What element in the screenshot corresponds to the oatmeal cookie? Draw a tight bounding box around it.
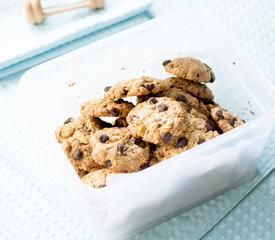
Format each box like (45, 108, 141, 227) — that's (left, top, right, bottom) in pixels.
(104, 76, 171, 99)
(90, 127, 150, 172)
(80, 99, 134, 118)
(55, 116, 105, 176)
(163, 57, 215, 83)
(127, 97, 188, 144)
(204, 100, 220, 112)
(81, 168, 120, 188)
(154, 115, 219, 161)
(211, 107, 245, 132)
(157, 87, 210, 115)
(168, 77, 214, 101)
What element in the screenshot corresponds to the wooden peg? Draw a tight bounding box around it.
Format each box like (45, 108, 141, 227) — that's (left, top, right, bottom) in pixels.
(22, 0, 104, 24)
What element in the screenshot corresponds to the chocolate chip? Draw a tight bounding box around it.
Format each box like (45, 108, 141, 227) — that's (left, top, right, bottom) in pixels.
(210, 72, 215, 83)
(158, 104, 168, 112)
(203, 63, 210, 68)
(197, 139, 205, 145)
(129, 115, 137, 123)
(230, 117, 237, 126)
(216, 110, 224, 119)
(149, 143, 157, 152)
(118, 143, 127, 154)
(205, 123, 212, 132)
(107, 160, 112, 167)
(109, 107, 120, 117)
(139, 141, 147, 148)
(197, 73, 200, 77)
(144, 83, 155, 91)
(130, 136, 142, 145)
(99, 185, 106, 188)
(148, 97, 158, 104)
(161, 132, 171, 143)
(72, 150, 83, 160)
(162, 60, 171, 66)
(140, 163, 149, 170)
(176, 94, 187, 103)
(177, 137, 188, 148)
(122, 89, 128, 96)
(64, 117, 73, 124)
(104, 86, 111, 92)
(99, 134, 109, 143)
(171, 64, 175, 68)
(242, 119, 246, 123)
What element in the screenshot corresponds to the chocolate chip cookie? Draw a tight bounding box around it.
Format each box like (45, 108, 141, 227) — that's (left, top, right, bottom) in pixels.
(104, 76, 171, 99)
(55, 116, 105, 177)
(211, 107, 245, 132)
(154, 115, 219, 161)
(137, 87, 210, 116)
(80, 99, 134, 118)
(156, 87, 210, 115)
(127, 97, 188, 144)
(90, 127, 150, 172)
(154, 130, 218, 161)
(163, 57, 215, 83)
(81, 168, 120, 188)
(168, 77, 214, 101)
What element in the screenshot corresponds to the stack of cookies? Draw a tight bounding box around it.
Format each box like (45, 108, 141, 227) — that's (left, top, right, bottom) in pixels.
(55, 57, 245, 188)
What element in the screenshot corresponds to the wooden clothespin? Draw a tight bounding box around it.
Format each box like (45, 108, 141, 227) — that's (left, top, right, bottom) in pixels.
(22, 0, 104, 24)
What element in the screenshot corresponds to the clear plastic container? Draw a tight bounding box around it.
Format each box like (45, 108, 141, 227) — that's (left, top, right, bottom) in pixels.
(19, 7, 275, 240)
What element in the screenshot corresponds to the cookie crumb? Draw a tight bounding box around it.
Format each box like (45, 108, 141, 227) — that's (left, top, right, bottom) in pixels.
(120, 67, 125, 70)
(233, 62, 236, 65)
(69, 82, 76, 87)
(142, 70, 145, 73)
(250, 110, 255, 116)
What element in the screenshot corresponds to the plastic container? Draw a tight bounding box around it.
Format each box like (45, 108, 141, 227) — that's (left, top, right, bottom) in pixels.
(19, 7, 275, 240)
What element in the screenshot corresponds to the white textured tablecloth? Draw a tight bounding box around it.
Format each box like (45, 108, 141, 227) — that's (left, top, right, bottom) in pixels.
(0, 0, 274, 239)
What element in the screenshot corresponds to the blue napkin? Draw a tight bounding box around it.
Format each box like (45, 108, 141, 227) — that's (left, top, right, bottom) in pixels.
(0, 0, 151, 76)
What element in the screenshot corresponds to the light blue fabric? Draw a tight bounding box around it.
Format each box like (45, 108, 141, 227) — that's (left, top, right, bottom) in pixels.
(0, 12, 151, 79)
(0, 0, 151, 76)
(202, 171, 275, 240)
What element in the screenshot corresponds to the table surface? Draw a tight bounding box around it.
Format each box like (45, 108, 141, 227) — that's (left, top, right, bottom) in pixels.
(0, 0, 274, 239)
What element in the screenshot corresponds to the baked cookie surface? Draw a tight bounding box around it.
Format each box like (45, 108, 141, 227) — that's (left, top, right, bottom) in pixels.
(168, 77, 214, 101)
(154, 114, 219, 161)
(127, 97, 188, 144)
(81, 168, 119, 188)
(55, 116, 105, 177)
(157, 87, 210, 115)
(137, 87, 210, 116)
(80, 99, 134, 118)
(104, 76, 171, 99)
(211, 107, 245, 132)
(163, 57, 215, 83)
(90, 127, 150, 172)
